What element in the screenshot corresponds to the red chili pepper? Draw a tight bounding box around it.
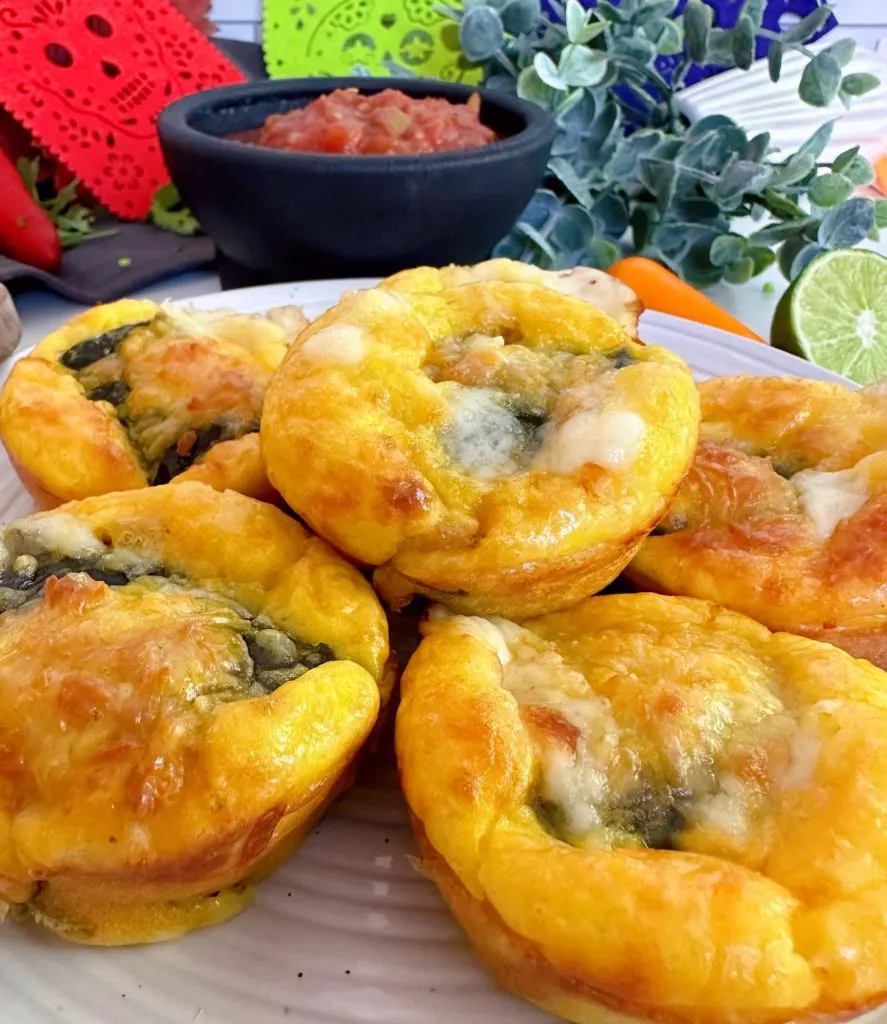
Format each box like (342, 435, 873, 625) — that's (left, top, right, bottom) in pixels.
(0, 149, 61, 272)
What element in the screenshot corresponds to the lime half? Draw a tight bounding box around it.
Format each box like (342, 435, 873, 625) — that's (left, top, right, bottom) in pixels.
(771, 249, 887, 384)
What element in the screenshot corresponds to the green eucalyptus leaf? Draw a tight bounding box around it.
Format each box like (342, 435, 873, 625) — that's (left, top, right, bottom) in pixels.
(705, 27, 736, 65)
(619, 35, 658, 65)
(576, 21, 607, 44)
(515, 220, 557, 261)
(687, 115, 737, 138)
(840, 72, 880, 98)
(748, 217, 817, 245)
(746, 246, 777, 274)
(549, 156, 593, 207)
(788, 241, 826, 281)
(502, 0, 541, 35)
(631, 204, 656, 250)
(550, 205, 594, 251)
(565, 0, 585, 44)
(579, 237, 621, 270)
(714, 159, 771, 202)
(633, 0, 676, 21)
(731, 15, 756, 71)
(535, 51, 567, 89)
(606, 130, 663, 180)
(591, 192, 630, 237)
(874, 198, 887, 230)
(638, 156, 674, 199)
(799, 52, 842, 108)
(676, 242, 723, 288)
(558, 46, 608, 87)
(491, 232, 530, 262)
(652, 221, 720, 259)
(710, 233, 747, 267)
(809, 172, 854, 208)
(595, 1, 628, 23)
(797, 119, 836, 161)
(519, 188, 561, 229)
(652, 137, 683, 161)
(668, 197, 725, 224)
(768, 40, 783, 83)
(553, 88, 585, 119)
(651, 18, 683, 55)
(822, 37, 856, 68)
(779, 6, 833, 45)
(740, 0, 766, 26)
(760, 187, 807, 220)
(768, 153, 816, 188)
(818, 196, 875, 248)
(746, 132, 771, 163)
(831, 145, 860, 174)
(836, 154, 874, 187)
(459, 5, 505, 62)
(682, 0, 712, 64)
(778, 235, 807, 280)
(723, 255, 755, 285)
(517, 65, 555, 106)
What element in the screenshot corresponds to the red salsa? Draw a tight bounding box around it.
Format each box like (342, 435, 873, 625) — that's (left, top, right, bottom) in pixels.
(238, 88, 498, 156)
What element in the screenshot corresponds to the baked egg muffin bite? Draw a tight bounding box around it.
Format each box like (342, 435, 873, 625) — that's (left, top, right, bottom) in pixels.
(0, 482, 389, 945)
(397, 594, 887, 1024)
(262, 278, 699, 617)
(0, 298, 308, 508)
(381, 257, 643, 336)
(629, 375, 887, 667)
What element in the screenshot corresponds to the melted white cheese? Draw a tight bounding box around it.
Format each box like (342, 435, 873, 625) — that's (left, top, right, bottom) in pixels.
(300, 324, 367, 365)
(463, 333, 506, 351)
(8, 514, 105, 560)
(781, 730, 822, 790)
(534, 405, 647, 475)
(265, 305, 308, 341)
(791, 466, 869, 541)
(446, 614, 513, 666)
(496, 627, 620, 836)
(443, 387, 528, 479)
(542, 745, 606, 833)
(691, 775, 749, 837)
(160, 303, 240, 337)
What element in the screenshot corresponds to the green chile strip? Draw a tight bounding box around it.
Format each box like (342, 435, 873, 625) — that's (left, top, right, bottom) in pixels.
(0, 547, 336, 689)
(608, 347, 638, 369)
(151, 422, 259, 485)
(0, 555, 162, 612)
(59, 321, 151, 371)
(87, 380, 130, 406)
(245, 629, 336, 693)
(534, 781, 693, 851)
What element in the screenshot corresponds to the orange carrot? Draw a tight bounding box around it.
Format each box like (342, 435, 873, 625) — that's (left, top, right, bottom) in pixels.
(608, 256, 764, 342)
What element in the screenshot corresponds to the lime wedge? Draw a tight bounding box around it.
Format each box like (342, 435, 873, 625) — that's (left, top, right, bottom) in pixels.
(771, 249, 887, 384)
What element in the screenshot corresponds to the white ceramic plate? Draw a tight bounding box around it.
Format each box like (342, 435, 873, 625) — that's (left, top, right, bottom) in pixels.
(0, 280, 877, 1024)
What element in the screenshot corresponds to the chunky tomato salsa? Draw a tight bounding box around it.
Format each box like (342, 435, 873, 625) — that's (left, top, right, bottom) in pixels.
(241, 89, 498, 156)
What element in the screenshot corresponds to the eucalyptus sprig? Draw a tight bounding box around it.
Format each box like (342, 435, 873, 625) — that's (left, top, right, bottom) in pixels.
(443, 0, 883, 285)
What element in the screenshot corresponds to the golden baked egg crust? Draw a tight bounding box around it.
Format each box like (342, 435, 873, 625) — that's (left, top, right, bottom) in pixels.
(0, 482, 389, 944)
(380, 258, 644, 336)
(261, 267, 699, 617)
(0, 298, 309, 508)
(628, 375, 887, 667)
(396, 593, 887, 1024)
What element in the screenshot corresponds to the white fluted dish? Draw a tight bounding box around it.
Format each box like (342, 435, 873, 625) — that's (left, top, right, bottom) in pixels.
(0, 278, 880, 1024)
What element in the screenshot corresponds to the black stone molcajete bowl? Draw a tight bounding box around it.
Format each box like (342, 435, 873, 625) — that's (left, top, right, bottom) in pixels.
(157, 77, 555, 285)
